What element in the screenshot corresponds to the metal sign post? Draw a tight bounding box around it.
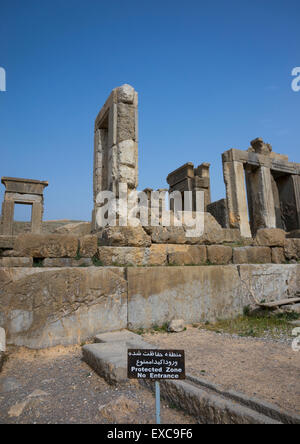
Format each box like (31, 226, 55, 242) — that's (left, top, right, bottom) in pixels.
(127, 349, 185, 425)
(155, 381, 161, 424)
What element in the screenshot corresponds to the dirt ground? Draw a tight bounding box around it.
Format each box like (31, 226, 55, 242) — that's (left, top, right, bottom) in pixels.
(143, 327, 300, 415)
(0, 345, 195, 425)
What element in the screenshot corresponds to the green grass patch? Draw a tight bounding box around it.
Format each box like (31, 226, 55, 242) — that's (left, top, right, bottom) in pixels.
(198, 310, 300, 339)
(92, 256, 104, 267)
(151, 322, 169, 333)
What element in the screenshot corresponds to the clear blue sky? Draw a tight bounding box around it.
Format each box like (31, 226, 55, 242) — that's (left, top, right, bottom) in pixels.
(0, 0, 299, 221)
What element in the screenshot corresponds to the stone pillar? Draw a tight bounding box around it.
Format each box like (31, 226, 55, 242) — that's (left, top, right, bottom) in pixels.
(248, 166, 276, 232)
(1, 201, 14, 235)
(93, 85, 139, 232)
(275, 174, 300, 231)
(31, 202, 43, 234)
(223, 161, 251, 238)
(291, 175, 300, 229)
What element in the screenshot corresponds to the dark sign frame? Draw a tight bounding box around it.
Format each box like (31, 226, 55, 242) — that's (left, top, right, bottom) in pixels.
(128, 349, 185, 381)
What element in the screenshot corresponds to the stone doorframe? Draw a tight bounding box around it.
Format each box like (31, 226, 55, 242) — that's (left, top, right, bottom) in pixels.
(92, 84, 139, 231)
(222, 140, 300, 237)
(1, 177, 48, 235)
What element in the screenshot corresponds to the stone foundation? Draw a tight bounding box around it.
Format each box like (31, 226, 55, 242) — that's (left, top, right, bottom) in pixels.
(0, 229, 300, 267)
(0, 264, 298, 348)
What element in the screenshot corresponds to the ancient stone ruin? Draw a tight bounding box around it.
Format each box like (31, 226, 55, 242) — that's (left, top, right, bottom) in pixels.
(1, 177, 48, 235)
(222, 138, 300, 237)
(0, 84, 299, 350)
(92, 84, 138, 231)
(167, 162, 211, 211)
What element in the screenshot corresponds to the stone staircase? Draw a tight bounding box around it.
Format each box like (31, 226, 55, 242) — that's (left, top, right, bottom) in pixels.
(82, 330, 300, 425)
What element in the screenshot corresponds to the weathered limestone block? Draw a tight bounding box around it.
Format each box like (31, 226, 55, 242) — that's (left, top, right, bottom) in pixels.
(233, 247, 272, 264)
(255, 228, 286, 247)
(223, 160, 252, 238)
(284, 239, 300, 261)
(0, 257, 33, 267)
(98, 247, 145, 266)
(98, 245, 168, 266)
(127, 266, 243, 328)
(14, 234, 79, 258)
(0, 235, 15, 249)
(0, 249, 27, 258)
(182, 212, 221, 232)
(168, 245, 207, 265)
(168, 320, 185, 332)
(238, 264, 299, 303)
(43, 258, 93, 267)
(183, 213, 233, 245)
(190, 228, 243, 245)
(207, 246, 232, 265)
(79, 235, 98, 257)
(219, 229, 243, 244)
(118, 140, 138, 168)
(54, 222, 91, 236)
(0, 267, 127, 348)
(119, 163, 137, 188)
(272, 248, 286, 264)
(145, 245, 168, 266)
(98, 226, 151, 247)
(117, 103, 136, 143)
(117, 84, 135, 104)
(145, 226, 187, 244)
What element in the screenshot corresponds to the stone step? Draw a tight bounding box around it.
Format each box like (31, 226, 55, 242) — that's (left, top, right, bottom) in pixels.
(94, 329, 148, 345)
(82, 330, 151, 384)
(82, 329, 300, 424)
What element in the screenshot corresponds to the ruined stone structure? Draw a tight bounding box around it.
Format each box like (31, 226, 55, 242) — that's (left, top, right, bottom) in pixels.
(207, 198, 229, 229)
(222, 138, 300, 237)
(167, 162, 211, 211)
(0, 85, 300, 351)
(92, 84, 138, 231)
(0, 177, 48, 235)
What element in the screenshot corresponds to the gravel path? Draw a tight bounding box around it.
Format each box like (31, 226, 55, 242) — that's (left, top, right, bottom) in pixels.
(0, 345, 195, 424)
(143, 327, 300, 415)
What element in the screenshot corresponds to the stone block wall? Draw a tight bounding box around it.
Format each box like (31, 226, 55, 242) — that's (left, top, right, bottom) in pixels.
(0, 263, 298, 348)
(0, 228, 299, 268)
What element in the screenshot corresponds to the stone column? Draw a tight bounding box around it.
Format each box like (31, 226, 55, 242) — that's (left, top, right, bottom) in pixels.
(194, 163, 211, 211)
(1, 200, 14, 235)
(223, 161, 251, 238)
(249, 166, 276, 232)
(93, 85, 138, 232)
(291, 175, 300, 229)
(31, 202, 43, 233)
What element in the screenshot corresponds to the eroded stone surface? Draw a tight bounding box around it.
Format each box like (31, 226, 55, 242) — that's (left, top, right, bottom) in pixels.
(79, 235, 98, 258)
(233, 247, 272, 264)
(207, 245, 233, 265)
(54, 222, 91, 236)
(127, 264, 300, 330)
(14, 234, 79, 258)
(284, 239, 300, 261)
(255, 229, 286, 247)
(0, 257, 33, 267)
(168, 245, 207, 265)
(98, 226, 151, 247)
(0, 267, 127, 348)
